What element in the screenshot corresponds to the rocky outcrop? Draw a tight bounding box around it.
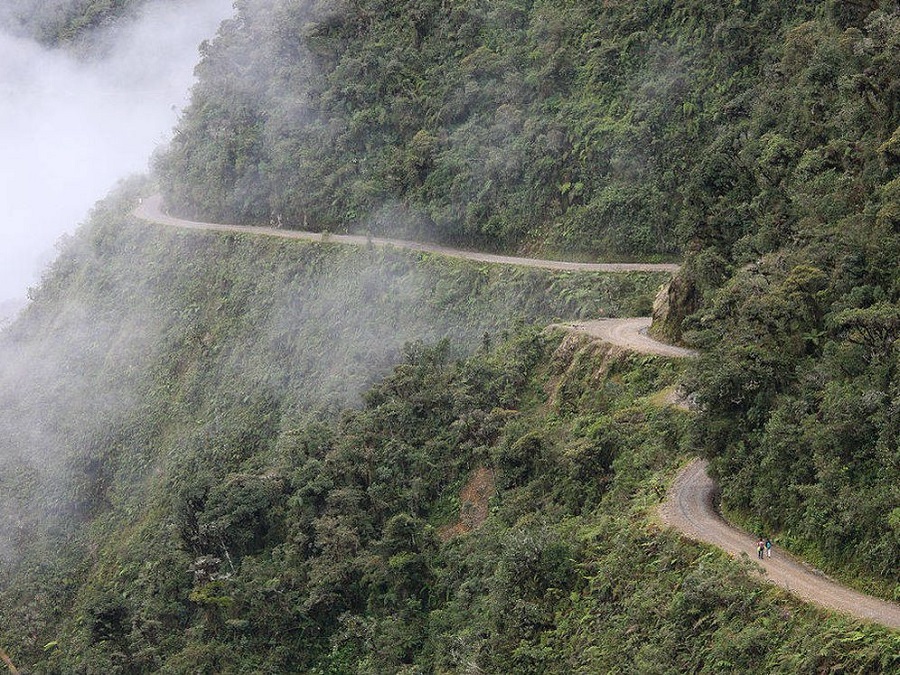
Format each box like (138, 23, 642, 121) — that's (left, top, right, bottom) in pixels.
(650, 272, 700, 344)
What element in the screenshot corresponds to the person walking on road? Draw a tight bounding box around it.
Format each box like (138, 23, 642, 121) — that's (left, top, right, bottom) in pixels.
(757, 538, 765, 560)
(765, 538, 772, 558)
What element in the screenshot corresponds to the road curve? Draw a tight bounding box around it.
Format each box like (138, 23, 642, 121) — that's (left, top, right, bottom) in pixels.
(135, 197, 691, 359)
(565, 317, 697, 358)
(134, 194, 900, 629)
(133, 195, 680, 274)
(660, 459, 900, 630)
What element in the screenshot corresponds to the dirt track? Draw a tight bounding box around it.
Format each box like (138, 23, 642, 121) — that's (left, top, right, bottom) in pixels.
(134, 195, 680, 274)
(133, 195, 900, 630)
(135, 197, 685, 358)
(660, 459, 900, 630)
(566, 318, 697, 358)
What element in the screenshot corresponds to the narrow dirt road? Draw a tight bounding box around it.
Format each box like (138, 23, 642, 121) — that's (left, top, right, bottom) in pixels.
(660, 459, 900, 630)
(134, 194, 900, 630)
(134, 195, 680, 274)
(565, 318, 697, 358)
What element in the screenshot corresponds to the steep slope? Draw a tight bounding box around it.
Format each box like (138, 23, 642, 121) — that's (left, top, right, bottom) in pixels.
(1, 0, 898, 671)
(157, 0, 828, 257)
(154, 0, 900, 590)
(2, 224, 898, 671)
(2, 188, 898, 672)
(0, 186, 662, 668)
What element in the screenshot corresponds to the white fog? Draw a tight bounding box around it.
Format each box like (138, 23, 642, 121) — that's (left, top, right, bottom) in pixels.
(0, 0, 234, 319)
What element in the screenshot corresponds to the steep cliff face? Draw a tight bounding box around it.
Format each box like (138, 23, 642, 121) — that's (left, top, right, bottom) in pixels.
(158, 0, 844, 260)
(5, 209, 896, 672)
(0, 187, 665, 668)
(2, 0, 899, 671)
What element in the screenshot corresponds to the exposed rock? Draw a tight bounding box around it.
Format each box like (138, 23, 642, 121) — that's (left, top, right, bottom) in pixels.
(650, 273, 699, 343)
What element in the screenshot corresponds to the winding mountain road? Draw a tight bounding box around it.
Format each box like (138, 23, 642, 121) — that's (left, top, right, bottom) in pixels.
(661, 459, 900, 630)
(133, 194, 900, 630)
(134, 195, 679, 274)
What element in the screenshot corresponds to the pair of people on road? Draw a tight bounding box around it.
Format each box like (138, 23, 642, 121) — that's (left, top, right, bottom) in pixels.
(757, 538, 773, 559)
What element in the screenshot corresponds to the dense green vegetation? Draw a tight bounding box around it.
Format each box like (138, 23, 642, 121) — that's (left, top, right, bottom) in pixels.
(160, 0, 734, 257)
(678, 6, 900, 592)
(157, 0, 900, 595)
(0, 186, 661, 670)
(1, 191, 897, 670)
(0, 0, 145, 45)
(1, 0, 899, 671)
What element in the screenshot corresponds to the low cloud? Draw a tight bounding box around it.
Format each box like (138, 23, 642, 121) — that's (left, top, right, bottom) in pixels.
(0, 0, 233, 307)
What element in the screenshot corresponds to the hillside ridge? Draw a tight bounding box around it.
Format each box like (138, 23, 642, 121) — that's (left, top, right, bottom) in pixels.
(135, 190, 899, 630)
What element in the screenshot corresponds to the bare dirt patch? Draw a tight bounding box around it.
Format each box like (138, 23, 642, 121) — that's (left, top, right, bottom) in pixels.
(439, 466, 496, 541)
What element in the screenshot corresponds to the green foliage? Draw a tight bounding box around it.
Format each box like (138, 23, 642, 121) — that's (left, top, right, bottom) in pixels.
(3, 0, 148, 47)
(4, 0, 900, 671)
(688, 250, 899, 587)
(159, 0, 771, 258)
(0, 189, 654, 669)
(2, 242, 897, 670)
(154, 0, 900, 592)
(677, 4, 900, 576)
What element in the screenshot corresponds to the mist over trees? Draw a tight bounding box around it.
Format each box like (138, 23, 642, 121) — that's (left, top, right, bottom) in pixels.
(1, 0, 158, 47)
(0, 0, 899, 672)
(1, 189, 895, 671)
(0, 0, 233, 305)
(156, 0, 900, 589)
(153, 0, 899, 264)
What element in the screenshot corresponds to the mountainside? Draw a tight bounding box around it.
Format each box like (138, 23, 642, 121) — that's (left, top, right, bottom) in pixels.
(0, 184, 663, 669)
(155, 0, 898, 260)
(1, 0, 899, 672)
(155, 0, 900, 596)
(1, 189, 897, 671)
